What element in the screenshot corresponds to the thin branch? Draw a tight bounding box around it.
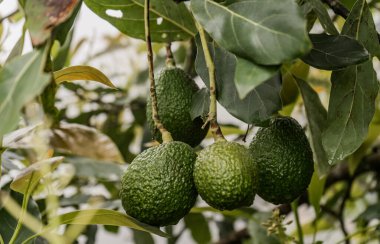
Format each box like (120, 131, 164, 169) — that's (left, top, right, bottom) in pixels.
(144, 0, 173, 143)
(195, 21, 225, 142)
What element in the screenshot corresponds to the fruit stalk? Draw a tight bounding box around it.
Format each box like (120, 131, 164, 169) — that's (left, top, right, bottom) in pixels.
(195, 21, 225, 142)
(165, 43, 176, 67)
(144, 0, 173, 143)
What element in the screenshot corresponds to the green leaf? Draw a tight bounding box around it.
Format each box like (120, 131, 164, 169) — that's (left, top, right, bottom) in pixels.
(302, 34, 369, 70)
(341, 0, 380, 58)
(191, 0, 311, 65)
(195, 38, 282, 125)
(0, 50, 51, 137)
(307, 172, 326, 214)
(303, 0, 339, 34)
(184, 213, 211, 244)
(191, 87, 210, 120)
(10, 157, 64, 194)
(46, 209, 170, 237)
(23, 0, 81, 46)
(322, 0, 379, 165)
(0, 190, 41, 244)
(53, 0, 82, 45)
(53, 65, 116, 88)
(5, 34, 25, 63)
(191, 207, 255, 219)
(295, 77, 329, 175)
(84, 0, 196, 42)
(234, 58, 279, 99)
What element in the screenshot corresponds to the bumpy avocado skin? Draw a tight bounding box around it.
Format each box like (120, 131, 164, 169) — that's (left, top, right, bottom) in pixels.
(120, 141, 198, 226)
(193, 141, 256, 210)
(249, 116, 314, 204)
(146, 67, 208, 147)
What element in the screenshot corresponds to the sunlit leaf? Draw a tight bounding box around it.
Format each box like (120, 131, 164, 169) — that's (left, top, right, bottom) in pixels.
(10, 157, 64, 194)
(24, 0, 81, 46)
(302, 34, 369, 70)
(53, 65, 116, 88)
(191, 0, 311, 65)
(84, 0, 196, 42)
(47, 209, 170, 237)
(0, 50, 50, 137)
(50, 123, 124, 163)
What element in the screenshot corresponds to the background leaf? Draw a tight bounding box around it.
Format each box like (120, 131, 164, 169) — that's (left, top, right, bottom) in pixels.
(53, 65, 116, 88)
(0, 50, 51, 137)
(191, 0, 311, 65)
(195, 38, 282, 125)
(24, 0, 80, 46)
(50, 123, 125, 163)
(10, 157, 64, 194)
(84, 0, 196, 42)
(190, 87, 210, 120)
(302, 34, 369, 70)
(184, 213, 211, 244)
(303, 0, 338, 34)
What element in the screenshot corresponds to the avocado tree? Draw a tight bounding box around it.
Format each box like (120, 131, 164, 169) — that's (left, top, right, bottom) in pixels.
(0, 0, 380, 243)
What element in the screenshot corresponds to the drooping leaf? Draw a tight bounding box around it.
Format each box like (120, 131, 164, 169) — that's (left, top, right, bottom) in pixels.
(195, 38, 282, 125)
(64, 157, 124, 181)
(0, 190, 41, 244)
(190, 87, 210, 120)
(322, 0, 379, 165)
(191, 0, 311, 65)
(50, 123, 124, 163)
(184, 213, 211, 244)
(23, 0, 81, 46)
(84, 0, 196, 42)
(302, 34, 369, 70)
(43, 209, 170, 237)
(341, 0, 380, 58)
(295, 77, 329, 175)
(133, 230, 154, 244)
(234, 58, 279, 99)
(303, 0, 339, 34)
(53, 65, 116, 88)
(10, 157, 64, 194)
(0, 50, 51, 137)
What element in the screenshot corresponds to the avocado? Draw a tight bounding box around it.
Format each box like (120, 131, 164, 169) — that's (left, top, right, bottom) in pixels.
(146, 67, 208, 147)
(193, 141, 256, 210)
(120, 141, 198, 226)
(249, 116, 314, 204)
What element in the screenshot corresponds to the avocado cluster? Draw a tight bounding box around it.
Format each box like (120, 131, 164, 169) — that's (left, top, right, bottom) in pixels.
(120, 63, 314, 226)
(146, 66, 208, 147)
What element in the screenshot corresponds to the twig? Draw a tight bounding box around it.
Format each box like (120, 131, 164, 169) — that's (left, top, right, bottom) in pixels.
(144, 0, 173, 143)
(195, 21, 225, 142)
(184, 38, 197, 77)
(165, 43, 176, 67)
(242, 124, 251, 142)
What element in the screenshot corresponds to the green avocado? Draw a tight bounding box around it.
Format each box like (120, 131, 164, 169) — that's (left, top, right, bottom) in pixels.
(120, 141, 198, 226)
(193, 141, 256, 210)
(249, 116, 314, 204)
(147, 67, 208, 147)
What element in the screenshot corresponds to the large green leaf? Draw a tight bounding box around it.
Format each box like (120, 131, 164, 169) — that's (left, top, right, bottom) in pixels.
(302, 34, 369, 70)
(195, 39, 282, 125)
(0, 50, 51, 137)
(322, 0, 379, 165)
(191, 0, 311, 65)
(302, 0, 338, 34)
(0, 190, 41, 244)
(295, 77, 329, 175)
(84, 0, 196, 42)
(184, 213, 211, 244)
(45, 209, 170, 237)
(341, 0, 380, 58)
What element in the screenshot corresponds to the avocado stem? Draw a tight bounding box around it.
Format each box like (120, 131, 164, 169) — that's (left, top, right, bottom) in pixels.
(165, 43, 176, 68)
(144, 0, 173, 143)
(195, 21, 226, 142)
